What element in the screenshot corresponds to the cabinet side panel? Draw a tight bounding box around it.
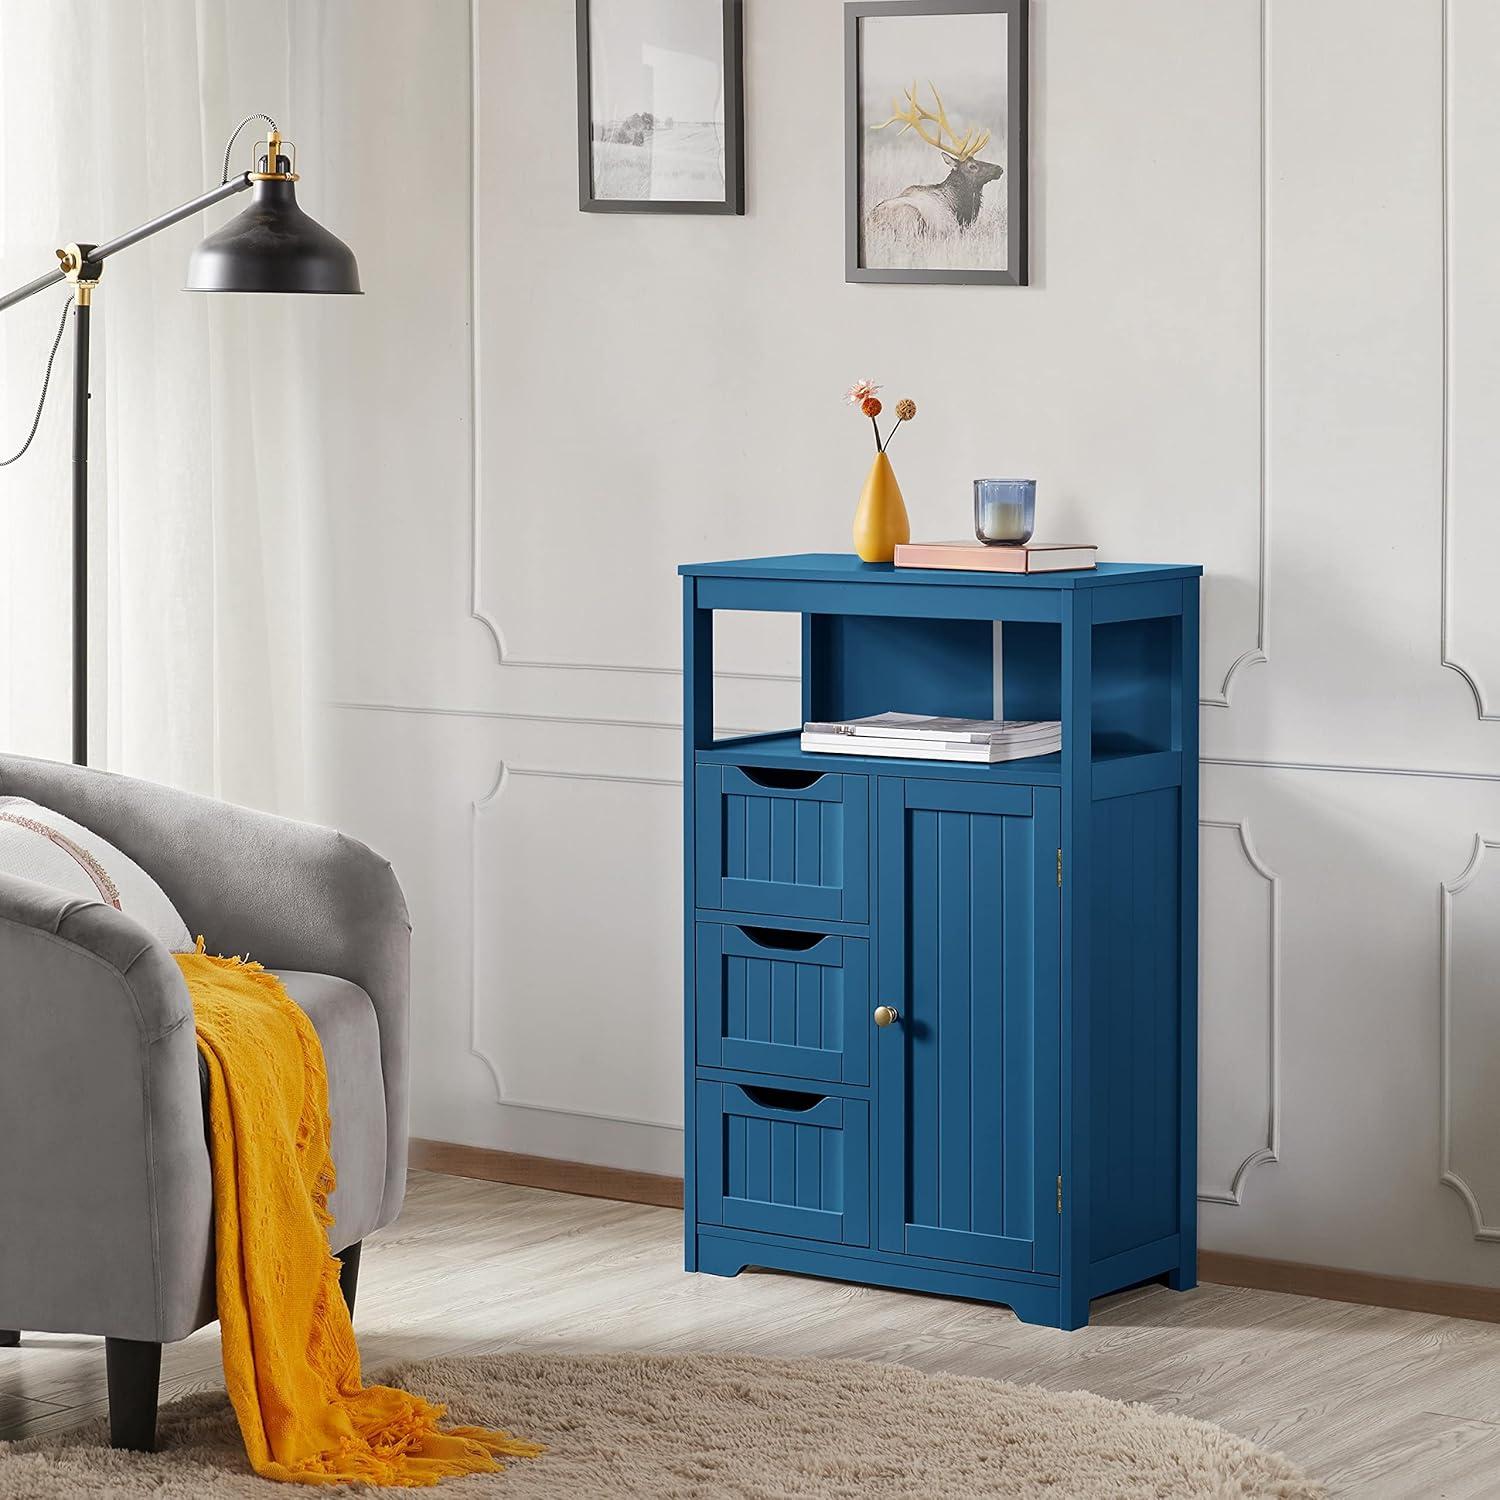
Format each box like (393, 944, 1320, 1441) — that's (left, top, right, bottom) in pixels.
(1089, 787, 1181, 1264)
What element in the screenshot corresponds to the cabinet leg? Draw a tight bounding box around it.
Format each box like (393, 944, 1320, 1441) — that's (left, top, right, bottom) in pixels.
(1166, 1263, 1197, 1292)
(1051, 1288, 1093, 1331)
(105, 1337, 162, 1452)
(336, 1240, 362, 1317)
(696, 1237, 748, 1279)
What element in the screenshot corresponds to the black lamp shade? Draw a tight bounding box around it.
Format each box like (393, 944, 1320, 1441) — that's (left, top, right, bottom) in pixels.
(186, 178, 360, 294)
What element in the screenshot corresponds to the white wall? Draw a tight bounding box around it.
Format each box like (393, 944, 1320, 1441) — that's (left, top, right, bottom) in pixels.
(308, 0, 1500, 1287)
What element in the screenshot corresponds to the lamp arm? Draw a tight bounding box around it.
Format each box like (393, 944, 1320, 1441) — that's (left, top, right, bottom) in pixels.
(0, 173, 252, 314)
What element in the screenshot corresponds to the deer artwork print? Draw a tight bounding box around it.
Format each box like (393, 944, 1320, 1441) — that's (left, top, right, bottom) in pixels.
(862, 82, 1006, 271)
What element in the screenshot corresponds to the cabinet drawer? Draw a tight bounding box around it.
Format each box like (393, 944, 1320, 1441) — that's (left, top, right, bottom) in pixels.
(696, 923, 870, 1085)
(695, 766, 868, 922)
(696, 1082, 870, 1247)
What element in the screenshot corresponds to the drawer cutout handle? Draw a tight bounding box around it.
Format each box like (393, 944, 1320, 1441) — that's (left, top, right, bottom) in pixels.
(738, 926, 825, 952)
(740, 1085, 827, 1113)
(737, 766, 825, 791)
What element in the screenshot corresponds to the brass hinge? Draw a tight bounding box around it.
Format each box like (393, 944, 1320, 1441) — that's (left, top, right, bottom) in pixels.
(1056, 1175, 1063, 1213)
(1056, 849, 1063, 886)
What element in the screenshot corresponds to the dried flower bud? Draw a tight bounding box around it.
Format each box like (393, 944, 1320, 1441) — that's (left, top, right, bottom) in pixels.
(862, 397, 883, 418)
(895, 399, 917, 422)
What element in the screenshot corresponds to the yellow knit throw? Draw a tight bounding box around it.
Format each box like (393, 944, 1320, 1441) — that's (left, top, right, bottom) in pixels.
(176, 945, 544, 1486)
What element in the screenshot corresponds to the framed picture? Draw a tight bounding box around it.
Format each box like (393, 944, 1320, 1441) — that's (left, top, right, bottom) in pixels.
(576, 0, 745, 214)
(845, 0, 1028, 285)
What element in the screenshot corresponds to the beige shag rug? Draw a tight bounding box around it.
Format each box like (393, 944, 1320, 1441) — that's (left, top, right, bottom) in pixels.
(0, 1351, 1324, 1498)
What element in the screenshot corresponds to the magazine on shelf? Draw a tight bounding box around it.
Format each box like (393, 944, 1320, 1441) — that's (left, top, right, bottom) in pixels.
(801, 711, 1062, 745)
(800, 731, 1061, 764)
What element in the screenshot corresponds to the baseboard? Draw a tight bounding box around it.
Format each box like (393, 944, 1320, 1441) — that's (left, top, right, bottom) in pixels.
(409, 1138, 684, 1210)
(408, 1144, 1499, 1325)
(1197, 1250, 1500, 1325)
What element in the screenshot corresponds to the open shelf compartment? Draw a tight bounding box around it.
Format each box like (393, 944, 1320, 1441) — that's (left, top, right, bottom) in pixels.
(702, 608, 1185, 796)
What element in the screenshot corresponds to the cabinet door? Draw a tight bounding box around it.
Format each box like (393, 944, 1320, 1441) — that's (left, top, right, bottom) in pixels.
(876, 779, 1061, 1274)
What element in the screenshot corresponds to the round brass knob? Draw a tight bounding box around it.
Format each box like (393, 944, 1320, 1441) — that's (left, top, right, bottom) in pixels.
(873, 1005, 900, 1028)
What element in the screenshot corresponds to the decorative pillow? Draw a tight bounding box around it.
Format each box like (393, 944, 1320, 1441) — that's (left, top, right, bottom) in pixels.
(0, 796, 193, 952)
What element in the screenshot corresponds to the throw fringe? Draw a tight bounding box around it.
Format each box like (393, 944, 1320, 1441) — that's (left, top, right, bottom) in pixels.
(178, 942, 544, 1486)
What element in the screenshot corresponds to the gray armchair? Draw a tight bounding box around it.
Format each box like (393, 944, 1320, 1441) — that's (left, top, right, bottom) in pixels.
(0, 753, 410, 1451)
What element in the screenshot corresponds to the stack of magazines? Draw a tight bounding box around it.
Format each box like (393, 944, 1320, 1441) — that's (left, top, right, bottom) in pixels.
(800, 711, 1062, 764)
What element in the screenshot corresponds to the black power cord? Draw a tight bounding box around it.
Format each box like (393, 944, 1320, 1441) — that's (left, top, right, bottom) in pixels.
(0, 295, 74, 468)
(220, 112, 279, 183)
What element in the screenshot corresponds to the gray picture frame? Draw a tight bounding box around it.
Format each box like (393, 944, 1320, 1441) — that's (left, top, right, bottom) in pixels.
(576, 0, 745, 215)
(845, 0, 1028, 285)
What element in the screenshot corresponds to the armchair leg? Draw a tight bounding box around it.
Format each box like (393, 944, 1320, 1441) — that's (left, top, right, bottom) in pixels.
(0, 1330, 19, 1347)
(337, 1240, 362, 1317)
(106, 1337, 162, 1452)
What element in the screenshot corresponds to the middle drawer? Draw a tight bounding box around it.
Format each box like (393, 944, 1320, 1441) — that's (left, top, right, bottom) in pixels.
(695, 921, 871, 1086)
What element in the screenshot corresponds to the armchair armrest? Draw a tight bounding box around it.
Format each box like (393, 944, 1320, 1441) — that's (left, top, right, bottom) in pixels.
(0, 755, 412, 1227)
(0, 872, 213, 1342)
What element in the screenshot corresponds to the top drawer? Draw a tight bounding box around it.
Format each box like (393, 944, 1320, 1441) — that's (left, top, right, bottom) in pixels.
(695, 766, 869, 923)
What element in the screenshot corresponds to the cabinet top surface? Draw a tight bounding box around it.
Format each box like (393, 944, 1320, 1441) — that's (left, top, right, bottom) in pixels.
(679, 553, 1202, 589)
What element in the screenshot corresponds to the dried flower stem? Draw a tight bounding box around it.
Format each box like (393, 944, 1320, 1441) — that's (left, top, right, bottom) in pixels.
(871, 415, 883, 452)
(882, 416, 907, 453)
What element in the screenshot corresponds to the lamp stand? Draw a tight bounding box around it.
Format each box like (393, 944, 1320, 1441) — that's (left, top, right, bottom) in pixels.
(71, 301, 89, 765)
(61, 246, 101, 765)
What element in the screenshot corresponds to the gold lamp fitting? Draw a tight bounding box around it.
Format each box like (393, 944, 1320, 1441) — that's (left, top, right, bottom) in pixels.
(249, 128, 299, 182)
(56, 243, 100, 305)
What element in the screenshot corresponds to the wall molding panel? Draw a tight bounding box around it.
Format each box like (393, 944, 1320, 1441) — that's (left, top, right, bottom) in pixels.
(466, 0, 501, 663)
(1198, 819, 1282, 1206)
(336, 703, 1500, 789)
(337, 704, 1500, 784)
(336, 700, 757, 739)
(1439, 0, 1500, 721)
(1202, 0, 1272, 711)
(468, 762, 683, 1135)
(1439, 835, 1500, 1242)
(1204, 755, 1500, 786)
(468, 0, 1263, 708)
(463, 0, 793, 688)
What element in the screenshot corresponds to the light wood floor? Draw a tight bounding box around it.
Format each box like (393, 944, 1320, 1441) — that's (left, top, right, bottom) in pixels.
(4, 1171, 1500, 1496)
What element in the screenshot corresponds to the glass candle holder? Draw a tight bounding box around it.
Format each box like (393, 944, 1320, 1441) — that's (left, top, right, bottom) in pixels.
(974, 479, 1037, 545)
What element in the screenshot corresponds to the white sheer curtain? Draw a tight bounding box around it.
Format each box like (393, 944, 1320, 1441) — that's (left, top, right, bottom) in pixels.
(0, 0, 333, 814)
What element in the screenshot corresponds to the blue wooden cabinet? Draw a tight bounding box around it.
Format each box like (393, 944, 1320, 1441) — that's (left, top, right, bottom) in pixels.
(680, 554, 1202, 1329)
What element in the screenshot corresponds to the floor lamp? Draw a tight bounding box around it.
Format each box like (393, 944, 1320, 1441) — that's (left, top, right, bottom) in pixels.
(0, 117, 359, 765)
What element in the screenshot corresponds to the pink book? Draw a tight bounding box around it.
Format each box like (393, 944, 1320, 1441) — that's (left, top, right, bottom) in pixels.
(894, 541, 1098, 574)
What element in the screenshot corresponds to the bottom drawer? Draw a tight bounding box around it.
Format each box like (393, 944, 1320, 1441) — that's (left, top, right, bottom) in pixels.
(696, 1081, 870, 1247)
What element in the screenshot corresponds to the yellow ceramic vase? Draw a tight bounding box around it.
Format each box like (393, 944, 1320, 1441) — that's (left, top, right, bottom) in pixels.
(852, 450, 911, 563)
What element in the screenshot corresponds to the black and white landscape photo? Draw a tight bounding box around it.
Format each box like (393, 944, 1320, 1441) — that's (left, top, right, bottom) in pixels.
(847, 1, 1027, 285)
(579, 0, 743, 213)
